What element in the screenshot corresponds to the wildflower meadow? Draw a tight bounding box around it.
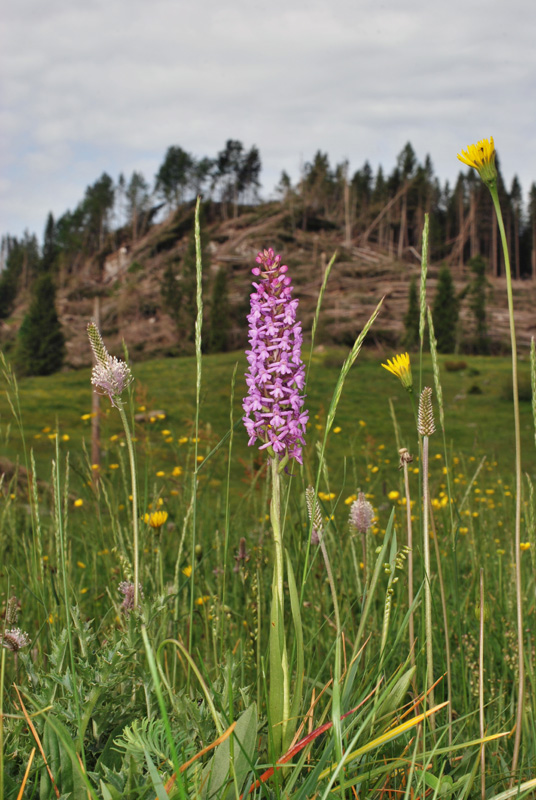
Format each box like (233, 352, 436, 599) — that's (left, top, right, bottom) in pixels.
(1, 140, 536, 799)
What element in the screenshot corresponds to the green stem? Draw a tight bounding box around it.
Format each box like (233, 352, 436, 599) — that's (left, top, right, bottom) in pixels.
(0, 647, 6, 800)
(270, 457, 290, 750)
(489, 185, 524, 779)
(117, 404, 140, 608)
(422, 435, 435, 712)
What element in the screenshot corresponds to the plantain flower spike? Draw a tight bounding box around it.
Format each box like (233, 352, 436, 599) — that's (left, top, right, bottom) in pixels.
(457, 137, 497, 189)
(305, 486, 323, 545)
(418, 387, 436, 437)
(88, 322, 133, 408)
(349, 491, 375, 535)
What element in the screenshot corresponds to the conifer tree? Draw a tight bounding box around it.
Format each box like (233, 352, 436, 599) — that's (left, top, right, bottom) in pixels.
(15, 274, 65, 375)
(402, 275, 419, 350)
(467, 254, 490, 354)
(432, 265, 459, 353)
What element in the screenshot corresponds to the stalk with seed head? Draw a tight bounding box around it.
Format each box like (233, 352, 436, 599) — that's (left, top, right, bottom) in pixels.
(418, 386, 436, 710)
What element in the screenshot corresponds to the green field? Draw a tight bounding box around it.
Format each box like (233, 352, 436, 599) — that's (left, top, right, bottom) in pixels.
(1, 346, 535, 798)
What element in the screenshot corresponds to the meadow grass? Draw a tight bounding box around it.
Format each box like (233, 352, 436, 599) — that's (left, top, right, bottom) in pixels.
(1, 340, 535, 799)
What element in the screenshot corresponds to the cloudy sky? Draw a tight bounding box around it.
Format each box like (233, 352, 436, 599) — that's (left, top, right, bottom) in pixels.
(2, 0, 535, 242)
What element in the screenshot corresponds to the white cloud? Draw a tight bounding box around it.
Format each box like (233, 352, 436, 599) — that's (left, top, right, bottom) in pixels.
(1, 0, 535, 238)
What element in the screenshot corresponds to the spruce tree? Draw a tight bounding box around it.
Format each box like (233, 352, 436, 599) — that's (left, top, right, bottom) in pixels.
(467, 254, 490, 354)
(432, 265, 459, 353)
(15, 274, 65, 375)
(402, 275, 419, 350)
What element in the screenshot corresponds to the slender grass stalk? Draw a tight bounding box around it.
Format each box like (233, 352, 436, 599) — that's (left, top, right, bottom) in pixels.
(0, 643, 6, 800)
(531, 337, 536, 450)
(116, 405, 140, 607)
(488, 186, 524, 779)
(418, 214, 430, 391)
(188, 196, 204, 665)
(52, 444, 84, 764)
(479, 567, 486, 800)
(220, 362, 238, 661)
(400, 449, 415, 669)
(306, 251, 336, 385)
(418, 388, 435, 713)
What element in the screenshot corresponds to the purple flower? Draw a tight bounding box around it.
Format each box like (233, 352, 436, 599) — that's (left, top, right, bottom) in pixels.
(119, 581, 143, 614)
(87, 322, 133, 408)
(243, 249, 308, 464)
(349, 492, 375, 535)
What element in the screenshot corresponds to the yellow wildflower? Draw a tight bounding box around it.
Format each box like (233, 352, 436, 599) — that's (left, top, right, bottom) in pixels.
(457, 137, 497, 186)
(77, 561, 86, 569)
(178, 436, 189, 444)
(333, 426, 342, 434)
(172, 466, 183, 477)
(144, 510, 169, 528)
(109, 464, 119, 470)
(195, 595, 210, 606)
(156, 470, 165, 477)
(520, 542, 531, 551)
(381, 352, 413, 390)
(74, 498, 83, 508)
(387, 490, 400, 501)
(182, 565, 192, 577)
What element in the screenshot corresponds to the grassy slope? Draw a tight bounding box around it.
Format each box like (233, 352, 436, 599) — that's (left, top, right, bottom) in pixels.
(1, 350, 534, 486)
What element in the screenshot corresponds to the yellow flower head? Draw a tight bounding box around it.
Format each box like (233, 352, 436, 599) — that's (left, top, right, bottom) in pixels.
(520, 541, 531, 551)
(143, 510, 169, 529)
(381, 352, 413, 390)
(457, 137, 497, 186)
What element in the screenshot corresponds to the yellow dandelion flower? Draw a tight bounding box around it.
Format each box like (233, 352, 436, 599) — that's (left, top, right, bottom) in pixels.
(182, 565, 192, 577)
(77, 561, 86, 569)
(74, 498, 83, 507)
(110, 463, 119, 470)
(344, 494, 357, 505)
(172, 466, 183, 477)
(388, 490, 400, 501)
(138, 405, 146, 412)
(197, 455, 204, 462)
(195, 595, 210, 606)
(333, 426, 342, 434)
(457, 137, 497, 185)
(156, 470, 165, 477)
(359, 420, 366, 427)
(381, 352, 413, 390)
(144, 510, 169, 528)
(520, 542, 531, 551)
(62, 434, 70, 441)
(178, 436, 189, 444)
(80, 587, 88, 594)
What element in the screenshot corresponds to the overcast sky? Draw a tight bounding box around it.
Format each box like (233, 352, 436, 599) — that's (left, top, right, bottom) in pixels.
(2, 0, 535, 243)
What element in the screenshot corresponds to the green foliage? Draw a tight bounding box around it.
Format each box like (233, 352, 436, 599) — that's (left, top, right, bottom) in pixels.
(402, 275, 419, 350)
(467, 254, 491, 354)
(0, 233, 40, 319)
(432, 264, 459, 353)
(15, 274, 65, 375)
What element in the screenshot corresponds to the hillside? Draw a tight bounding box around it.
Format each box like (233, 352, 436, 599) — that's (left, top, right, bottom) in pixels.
(2, 202, 535, 368)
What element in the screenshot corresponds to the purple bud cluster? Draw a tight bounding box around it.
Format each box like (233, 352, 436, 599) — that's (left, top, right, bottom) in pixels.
(243, 249, 308, 464)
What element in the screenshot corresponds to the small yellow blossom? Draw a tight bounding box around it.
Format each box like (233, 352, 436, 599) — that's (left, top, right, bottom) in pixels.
(48, 433, 57, 440)
(172, 466, 183, 477)
(77, 561, 86, 569)
(381, 352, 413, 390)
(182, 565, 192, 577)
(110, 434, 119, 442)
(195, 595, 210, 606)
(62, 434, 70, 442)
(74, 498, 83, 508)
(388, 490, 400, 501)
(359, 420, 366, 427)
(520, 542, 531, 551)
(144, 510, 169, 528)
(138, 405, 146, 412)
(457, 137, 497, 185)
(333, 426, 341, 434)
(178, 436, 189, 444)
(162, 429, 171, 435)
(197, 455, 204, 462)
(81, 588, 88, 594)
(156, 470, 165, 477)
(110, 464, 119, 470)
(91, 463, 99, 471)
(345, 494, 357, 505)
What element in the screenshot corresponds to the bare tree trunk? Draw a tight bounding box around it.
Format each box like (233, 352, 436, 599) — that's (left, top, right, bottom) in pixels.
(397, 191, 407, 259)
(91, 295, 101, 476)
(470, 191, 478, 259)
(344, 177, 352, 248)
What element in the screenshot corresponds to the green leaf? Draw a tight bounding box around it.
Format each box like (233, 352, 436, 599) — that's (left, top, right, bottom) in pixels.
(269, 584, 285, 757)
(286, 550, 304, 753)
(144, 748, 170, 800)
(202, 704, 258, 800)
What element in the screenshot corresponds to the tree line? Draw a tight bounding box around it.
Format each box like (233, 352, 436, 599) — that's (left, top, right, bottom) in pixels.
(1, 139, 535, 375)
